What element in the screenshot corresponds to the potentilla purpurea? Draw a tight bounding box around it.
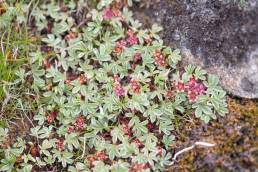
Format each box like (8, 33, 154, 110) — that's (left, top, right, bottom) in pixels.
(43, 59, 51, 69)
(165, 90, 173, 99)
(87, 156, 96, 167)
(133, 53, 142, 62)
(95, 151, 108, 161)
(147, 123, 155, 131)
(126, 29, 138, 46)
(113, 75, 126, 97)
(122, 123, 132, 137)
(185, 76, 206, 102)
(67, 126, 74, 134)
(129, 163, 149, 172)
(173, 76, 206, 102)
(65, 31, 77, 40)
(173, 81, 185, 93)
(103, 6, 123, 21)
(10, 1, 228, 170)
(131, 139, 143, 148)
(79, 74, 87, 84)
(103, 7, 115, 20)
(156, 146, 163, 156)
(114, 86, 126, 97)
(75, 116, 85, 130)
(56, 139, 64, 151)
(130, 79, 140, 93)
(154, 49, 167, 67)
(114, 40, 127, 56)
(47, 111, 58, 123)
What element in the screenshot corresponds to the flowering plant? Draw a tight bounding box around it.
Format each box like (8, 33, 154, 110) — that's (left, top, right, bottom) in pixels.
(0, 0, 228, 171)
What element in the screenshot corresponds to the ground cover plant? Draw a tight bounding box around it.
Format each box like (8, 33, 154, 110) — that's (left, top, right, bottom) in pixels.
(0, 0, 228, 171)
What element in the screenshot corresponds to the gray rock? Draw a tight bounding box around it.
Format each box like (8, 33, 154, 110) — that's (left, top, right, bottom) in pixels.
(133, 0, 258, 98)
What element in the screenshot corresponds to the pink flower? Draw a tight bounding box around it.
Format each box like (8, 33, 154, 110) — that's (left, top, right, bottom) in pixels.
(174, 76, 206, 102)
(113, 74, 121, 84)
(130, 79, 140, 93)
(154, 49, 167, 67)
(96, 151, 108, 161)
(156, 146, 163, 156)
(122, 123, 132, 137)
(147, 123, 155, 130)
(67, 126, 74, 134)
(130, 163, 149, 172)
(165, 90, 173, 99)
(103, 7, 115, 20)
(126, 29, 138, 46)
(114, 86, 126, 97)
(79, 74, 87, 84)
(47, 111, 58, 123)
(131, 139, 143, 148)
(113, 75, 126, 97)
(114, 40, 127, 55)
(187, 91, 197, 102)
(173, 81, 185, 92)
(133, 53, 142, 62)
(75, 116, 85, 130)
(188, 77, 197, 88)
(56, 139, 64, 151)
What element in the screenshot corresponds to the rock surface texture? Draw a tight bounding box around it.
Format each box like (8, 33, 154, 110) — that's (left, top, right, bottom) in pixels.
(134, 0, 258, 98)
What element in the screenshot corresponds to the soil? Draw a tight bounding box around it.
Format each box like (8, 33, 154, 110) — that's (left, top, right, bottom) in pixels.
(133, 0, 258, 98)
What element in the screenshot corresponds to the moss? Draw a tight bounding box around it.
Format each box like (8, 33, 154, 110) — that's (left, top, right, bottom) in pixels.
(169, 97, 258, 171)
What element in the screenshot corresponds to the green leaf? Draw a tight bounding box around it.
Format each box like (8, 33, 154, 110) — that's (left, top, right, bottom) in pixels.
(207, 74, 219, 87)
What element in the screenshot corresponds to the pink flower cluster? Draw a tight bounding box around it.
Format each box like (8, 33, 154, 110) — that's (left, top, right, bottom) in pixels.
(165, 90, 173, 99)
(47, 111, 58, 123)
(66, 116, 85, 134)
(103, 7, 122, 20)
(129, 163, 149, 172)
(126, 29, 138, 46)
(67, 126, 74, 134)
(87, 151, 108, 167)
(146, 122, 155, 131)
(154, 49, 167, 67)
(113, 75, 126, 97)
(75, 116, 85, 130)
(131, 53, 142, 69)
(122, 122, 132, 137)
(133, 53, 142, 62)
(173, 76, 206, 102)
(113, 29, 138, 57)
(119, 117, 133, 137)
(130, 79, 140, 93)
(114, 40, 127, 56)
(56, 139, 64, 151)
(131, 139, 143, 148)
(156, 146, 163, 156)
(79, 73, 87, 84)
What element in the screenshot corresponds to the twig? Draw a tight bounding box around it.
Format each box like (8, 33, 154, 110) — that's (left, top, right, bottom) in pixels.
(1, 31, 6, 61)
(169, 141, 216, 166)
(81, 136, 86, 159)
